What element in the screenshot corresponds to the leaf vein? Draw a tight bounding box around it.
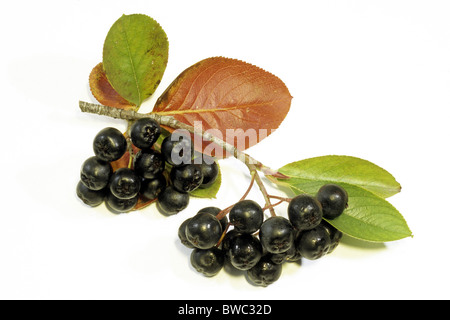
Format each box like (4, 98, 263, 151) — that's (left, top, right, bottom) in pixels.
(177, 60, 224, 111)
(190, 61, 238, 109)
(154, 97, 290, 116)
(121, 19, 141, 106)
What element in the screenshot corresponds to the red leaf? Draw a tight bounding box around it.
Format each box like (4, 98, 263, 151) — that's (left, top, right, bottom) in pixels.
(152, 57, 292, 155)
(89, 62, 136, 110)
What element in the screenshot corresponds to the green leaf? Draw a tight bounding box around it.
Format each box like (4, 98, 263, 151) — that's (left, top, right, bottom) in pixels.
(278, 155, 401, 198)
(103, 14, 169, 107)
(290, 183, 412, 242)
(274, 155, 412, 242)
(190, 163, 222, 199)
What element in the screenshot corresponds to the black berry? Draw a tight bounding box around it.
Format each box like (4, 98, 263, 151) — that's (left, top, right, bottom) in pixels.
(286, 245, 303, 263)
(229, 200, 264, 234)
(198, 156, 219, 188)
(198, 207, 221, 215)
(186, 212, 223, 249)
(288, 194, 323, 230)
(178, 218, 195, 249)
(270, 246, 298, 264)
(129, 118, 161, 150)
(247, 255, 282, 287)
(105, 192, 138, 213)
(259, 216, 295, 254)
(80, 156, 112, 190)
(295, 225, 331, 260)
(190, 247, 225, 277)
(161, 132, 193, 166)
(157, 186, 189, 215)
(133, 149, 165, 179)
(197, 207, 228, 230)
(221, 229, 241, 254)
(140, 173, 166, 200)
(317, 184, 348, 220)
(93, 127, 127, 162)
(321, 220, 343, 254)
(109, 168, 141, 199)
(227, 233, 262, 271)
(170, 164, 203, 193)
(76, 181, 107, 207)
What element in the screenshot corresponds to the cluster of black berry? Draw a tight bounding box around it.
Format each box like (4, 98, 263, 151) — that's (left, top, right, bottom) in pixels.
(178, 184, 348, 286)
(76, 119, 219, 214)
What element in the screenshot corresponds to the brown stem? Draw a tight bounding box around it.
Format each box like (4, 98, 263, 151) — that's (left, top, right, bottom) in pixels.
(240, 171, 256, 202)
(215, 222, 232, 247)
(247, 163, 276, 217)
(262, 200, 284, 212)
(215, 171, 256, 221)
(216, 204, 233, 221)
(79, 101, 285, 217)
(268, 195, 292, 203)
(79, 101, 288, 178)
(126, 121, 134, 169)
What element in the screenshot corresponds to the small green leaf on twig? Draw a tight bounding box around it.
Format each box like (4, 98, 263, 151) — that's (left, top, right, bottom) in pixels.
(103, 14, 169, 107)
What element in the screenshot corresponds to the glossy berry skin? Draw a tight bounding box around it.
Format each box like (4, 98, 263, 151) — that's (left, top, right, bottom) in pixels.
(140, 173, 166, 200)
(80, 156, 112, 190)
(287, 250, 303, 263)
(76, 181, 107, 207)
(105, 193, 138, 213)
(156, 186, 189, 216)
(186, 212, 223, 249)
(221, 229, 241, 254)
(129, 118, 161, 150)
(288, 194, 323, 231)
(190, 247, 225, 277)
(228, 233, 263, 271)
(198, 157, 219, 188)
(198, 207, 221, 215)
(247, 255, 282, 287)
(161, 133, 193, 166)
(178, 218, 195, 249)
(321, 220, 343, 254)
(197, 207, 228, 230)
(259, 216, 295, 254)
(109, 168, 141, 199)
(170, 164, 203, 193)
(317, 184, 348, 220)
(229, 200, 264, 234)
(270, 246, 298, 264)
(133, 150, 165, 179)
(93, 127, 127, 162)
(295, 225, 331, 260)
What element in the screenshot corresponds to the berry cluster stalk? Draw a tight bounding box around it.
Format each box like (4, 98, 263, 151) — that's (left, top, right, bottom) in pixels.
(79, 101, 288, 216)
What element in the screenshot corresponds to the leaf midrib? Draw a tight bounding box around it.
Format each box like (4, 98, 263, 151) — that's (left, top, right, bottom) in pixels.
(154, 97, 291, 116)
(120, 18, 141, 106)
(288, 184, 411, 241)
(284, 174, 399, 199)
(279, 157, 401, 198)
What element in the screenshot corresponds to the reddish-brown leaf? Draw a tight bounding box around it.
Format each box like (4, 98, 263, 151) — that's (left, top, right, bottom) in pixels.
(89, 62, 136, 110)
(133, 196, 157, 211)
(110, 150, 131, 172)
(152, 57, 292, 155)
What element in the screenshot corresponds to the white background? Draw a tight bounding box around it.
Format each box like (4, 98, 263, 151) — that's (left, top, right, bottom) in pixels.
(1, 0, 449, 300)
